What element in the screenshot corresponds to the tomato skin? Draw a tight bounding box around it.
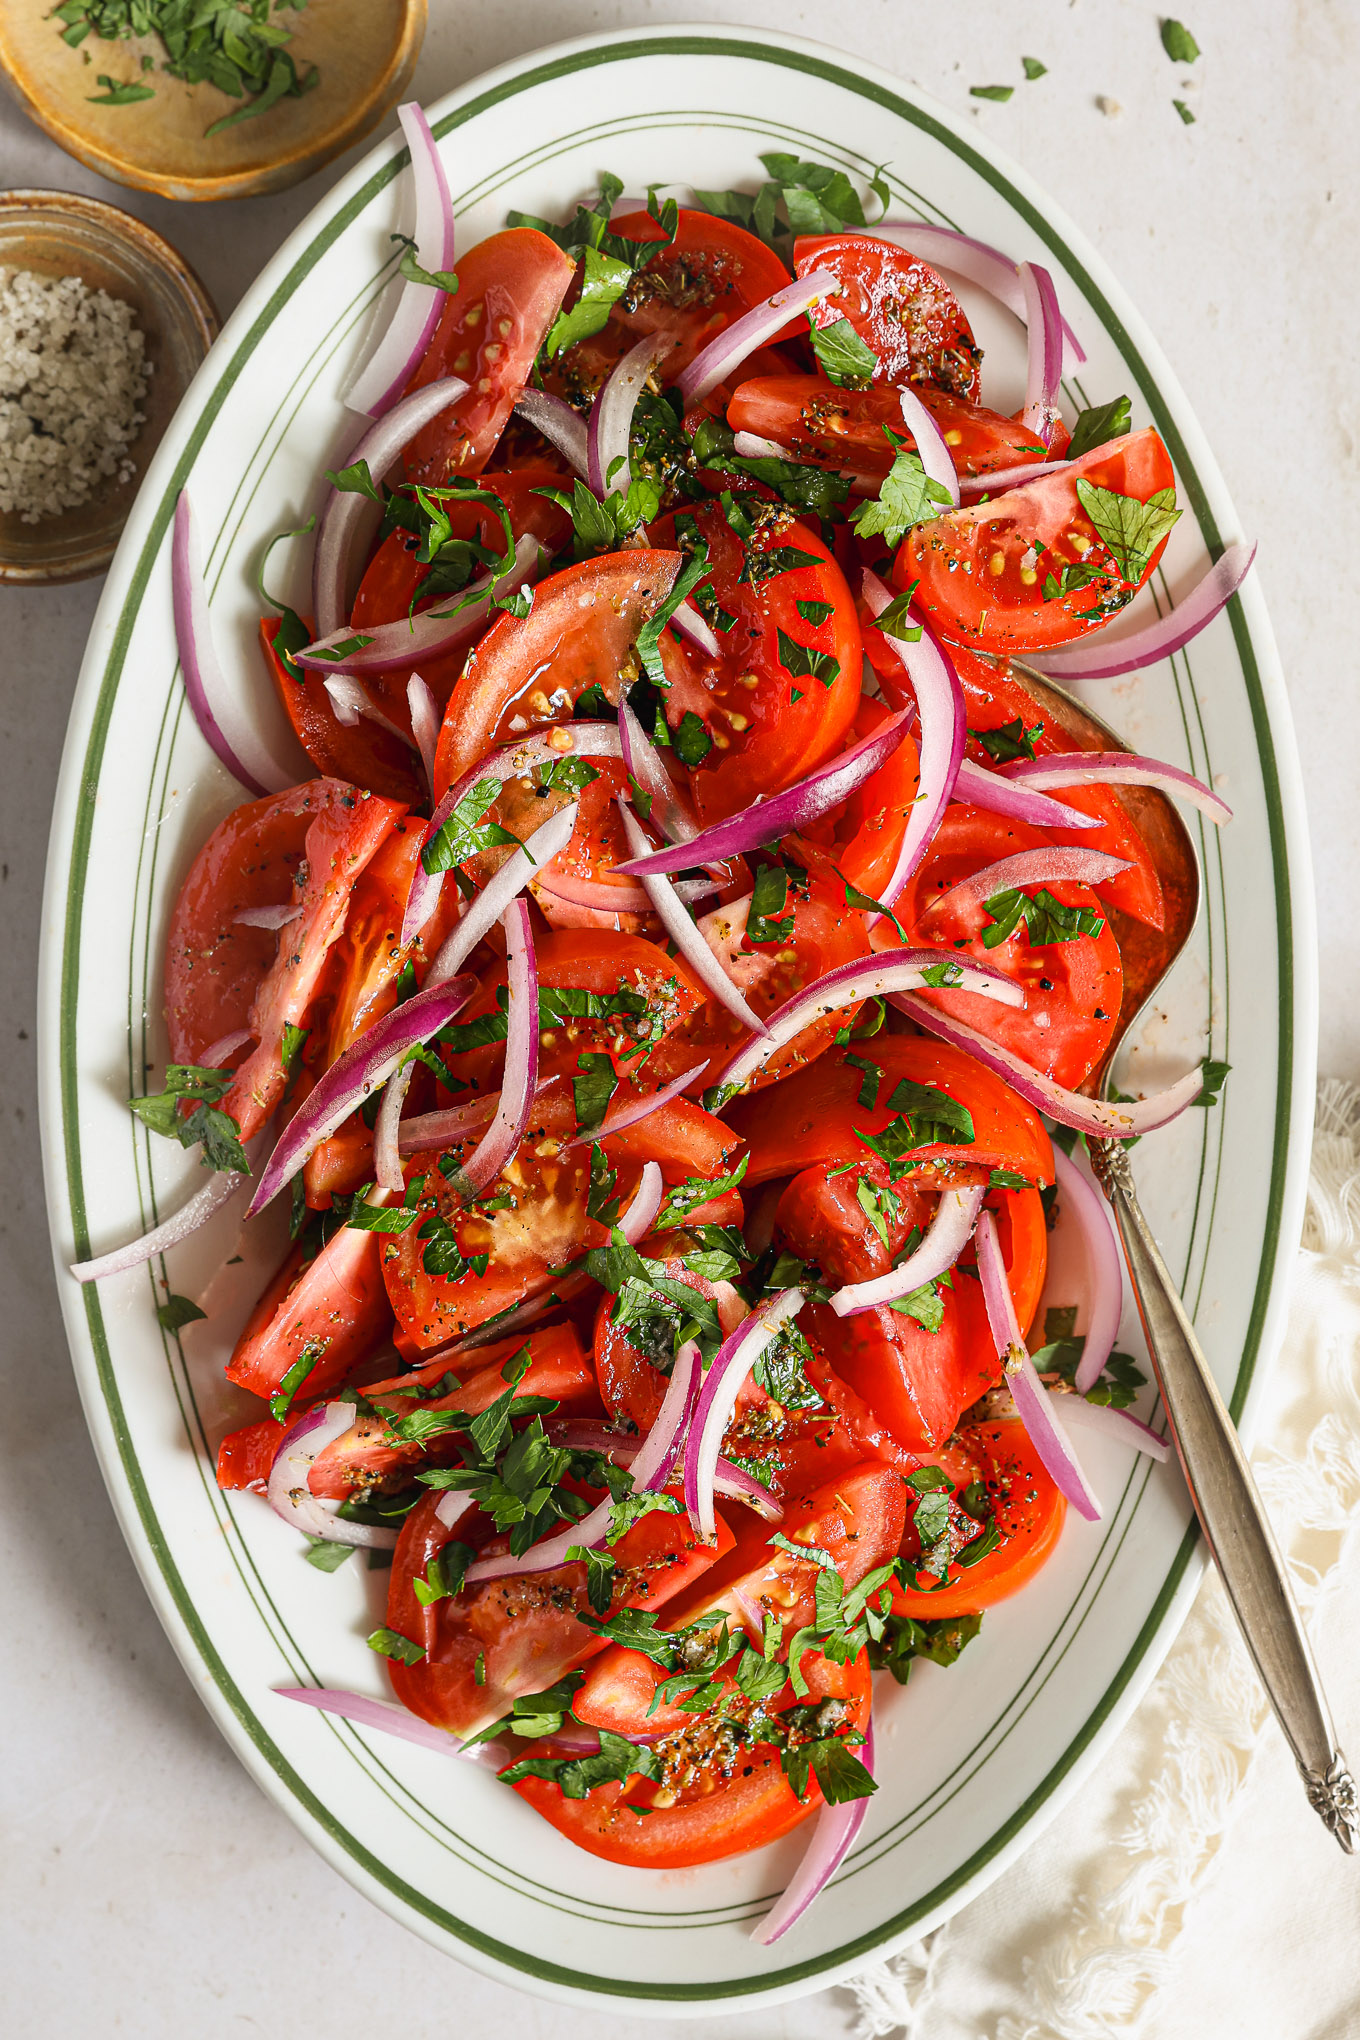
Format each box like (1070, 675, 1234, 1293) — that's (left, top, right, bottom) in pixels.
(215, 1415, 286, 1491)
(728, 374, 1047, 481)
(261, 619, 425, 806)
(899, 428, 1177, 654)
(432, 549, 683, 793)
(403, 230, 576, 486)
(164, 779, 359, 1069)
(794, 235, 981, 398)
(889, 1418, 1066, 1615)
(829, 697, 919, 901)
(651, 500, 862, 824)
(385, 1489, 734, 1738)
(726, 1037, 1054, 1189)
(225, 1225, 393, 1402)
(515, 1649, 870, 1868)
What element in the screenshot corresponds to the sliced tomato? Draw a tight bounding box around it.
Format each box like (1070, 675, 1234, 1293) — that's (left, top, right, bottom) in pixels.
(515, 1647, 869, 1868)
(215, 1414, 285, 1491)
(307, 1321, 598, 1500)
(794, 234, 981, 398)
(886, 803, 1123, 1090)
(898, 428, 1178, 654)
(225, 1224, 393, 1402)
(889, 1417, 1066, 1615)
(827, 695, 920, 900)
(385, 1488, 733, 1738)
(220, 787, 405, 1140)
(261, 619, 425, 806)
(651, 498, 861, 823)
(551, 207, 796, 396)
(432, 549, 683, 794)
(164, 779, 360, 1070)
(951, 645, 1166, 930)
(403, 230, 576, 487)
(726, 1036, 1054, 1188)
(727, 373, 1051, 481)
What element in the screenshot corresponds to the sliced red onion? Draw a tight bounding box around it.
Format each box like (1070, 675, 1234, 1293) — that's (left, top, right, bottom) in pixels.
(976, 1208, 1100, 1522)
(1019, 262, 1063, 450)
(173, 492, 294, 797)
(678, 268, 840, 408)
(304, 527, 538, 675)
(998, 752, 1232, 826)
(921, 846, 1131, 924)
(70, 1159, 249, 1283)
(1028, 543, 1258, 681)
(434, 1489, 478, 1535)
(617, 708, 913, 877)
(892, 993, 1205, 1135)
(1053, 1146, 1125, 1392)
(714, 1461, 783, 1522)
(860, 572, 965, 907)
(233, 902, 302, 932)
(751, 1713, 874, 1944)
(420, 796, 580, 976)
(670, 599, 722, 658)
(959, 458, 1070, 496)
(617, 799, 770, 1038)
(274, 1685, 489, 1761)
(323, 674, 415, 751)
(403, 721, 621, 945)
(541, 1417, 776, 1514)
(200, 1026, 257, 1064)
(898, 383, 959, 506)
(247, 974, 475, 1216)
(313, 376, 469, 639)
(446, 901, 537, 1203)
(512, 387, 590, 477)
(399, 1092, 498, 1156)
(717, 950, 1022, 1100)
(684, 1289, 804, 1543)
(829, 1182, 985, 1318)
(588, 335, 662, 499)
(533, 865, 713, 914)
(867, 224, 1085, 369)
(732, 429, 791, 460)
(618, 691, 699, 845)
(408, 673, 440, 793)
(636, 1337, 702, 1494)
(564, 1064, 709, 1150)
(267, 1403, 399, 1548)
(346, 103, 456, 419)
(954, 754, 1101, 831)
(1057, 1395, 1169, 1462)
(618, 1158, 665, 1242)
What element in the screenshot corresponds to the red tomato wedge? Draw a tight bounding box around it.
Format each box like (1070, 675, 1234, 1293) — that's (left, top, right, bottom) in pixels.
(890, 1418, 1066, 1615)
(403, 229, 576, 487)
(261, 617, 425, 807)
(216, 1414, 285, 1491)
(225, 1225, 393, 1403)
(727, 373, 1050, 480)
(898, 428, 1178, 654)
(794, 234, 982, 398)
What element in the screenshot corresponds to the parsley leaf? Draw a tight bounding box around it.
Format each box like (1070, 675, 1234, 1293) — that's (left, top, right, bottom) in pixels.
(421, 776, 526, 875)
(1173, 98, 1197, 125)
(1160, 18, 1201, 62)
(368, 1627, 425, 1666)
(808, 316, 880, 386)
(87, 74, 157, 104)
(970, 84, 1015, 102)
(776, 627, 841, 690)
(746, 861, 795, 945)
(851, 430, 954, 547)
(981, 887, 1106, 949)
(1065, 396, 1132, 462)
(868, 1608, 983, 1684)
(782, 1734, 877, 1804)
(1022, 56, 1048, 81)
(974, 717, 1043, 764)
(573, 1051, 619, 1138)
(1194, 1057, 1230, 1106)
(1074, 479, 1181, 583)
(501, 1727, 660, 1799)
(129, 1063, 249, 1176)
(156, 1294, 205, 1334)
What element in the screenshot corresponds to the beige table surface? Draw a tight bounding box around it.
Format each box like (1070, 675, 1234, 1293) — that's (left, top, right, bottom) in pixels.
(4, 3, 1358, 2034)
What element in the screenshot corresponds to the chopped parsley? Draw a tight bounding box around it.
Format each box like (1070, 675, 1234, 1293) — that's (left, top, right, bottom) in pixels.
(1160, 19, 1201, 63)
(808, 316, 880, 387)
(129, 1063, 249, 1176)
(981, 886, 1106, 949)
(851, 428, 954, 547)
(1065, 396, 1132, 461)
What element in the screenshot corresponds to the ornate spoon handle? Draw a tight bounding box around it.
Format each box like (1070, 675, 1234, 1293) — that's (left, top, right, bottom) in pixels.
(1087, 1135, 1358, 1851)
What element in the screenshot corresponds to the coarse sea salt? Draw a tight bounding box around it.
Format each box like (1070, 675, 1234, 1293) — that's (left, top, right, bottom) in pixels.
(0, 266, 150, 523)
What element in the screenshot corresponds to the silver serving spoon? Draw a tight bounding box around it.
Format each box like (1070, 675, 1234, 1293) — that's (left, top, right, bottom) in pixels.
(1016, 664, 1357, 1851)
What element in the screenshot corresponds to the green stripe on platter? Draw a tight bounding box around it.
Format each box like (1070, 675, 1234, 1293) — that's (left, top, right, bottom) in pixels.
(55, 31, 1294, 1999)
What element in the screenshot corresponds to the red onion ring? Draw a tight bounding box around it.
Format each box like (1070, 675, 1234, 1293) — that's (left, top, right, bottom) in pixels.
(892, 992, 1205, 1135)
(564, 1062, 710, 1150)
(684, 1289, 804, 1543)
(717, 951, 1022, 1101)
(408, 674, 439, 794)
(312, 375, 469, 639)
(199, 1026, 257, 1064)
(403, 721, 621, 945)
(173, 492, 294, 796)
(678, 268, 840, 408)
(267, 1402, 399, 1548)
(732, 428, 792, 460)
(247, 974, 475, 1216)
(1019, 262, 1064, 449)
(920, 846, 1131, 924)
(274, 1684, 485, 1760)
(998, 752, 1232, 826)
(953, 755, 1101, 832)
(1028, 543, 1258, 681)
(1052, 1146, 1125, 1393)
(345, 103, 456, 419)
(670, 599, 722, 658)
(617, 708, 913, 877)
(898, 384, 959, 506)
(860, 572, 965, 908)
(617, 800, 771, 1039)
(866, 223, 1085, 369)
(750, 1712, 875, 1944)
(70, 1156, 251, 1283)
(829, 1181, 985, 1318)
(588, 335, 663, 499)
(618, 691, 699, 845)
(512, 387, 590, 477)
(303, 528, 540, 675)
(976, 1208, 1100, 1521)
(323, 674, 415, 753)
(959, 458, 1071, 496)
(1058, 1396, 1169, 1462)
(533, 865, 714, 915)
(446, 901, 538, 1202)
(233, 902, 302, 932)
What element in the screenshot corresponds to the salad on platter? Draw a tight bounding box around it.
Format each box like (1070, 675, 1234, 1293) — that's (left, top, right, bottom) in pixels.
(73, 106, 1253, 1942)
